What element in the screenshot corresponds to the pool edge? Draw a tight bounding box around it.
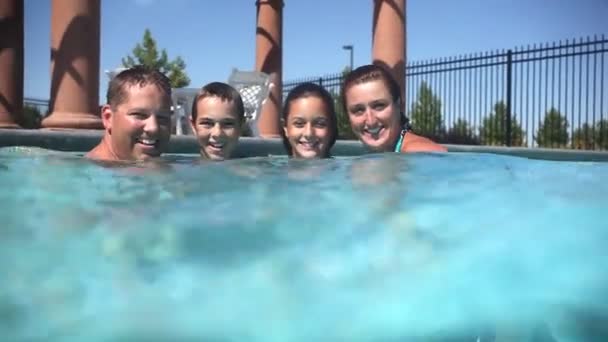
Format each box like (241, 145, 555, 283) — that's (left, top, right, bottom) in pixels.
(1, 128, 608, 162)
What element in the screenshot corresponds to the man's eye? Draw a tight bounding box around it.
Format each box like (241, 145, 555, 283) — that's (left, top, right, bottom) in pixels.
(131, 112, 148, 119)
(292, 121, 305, 128)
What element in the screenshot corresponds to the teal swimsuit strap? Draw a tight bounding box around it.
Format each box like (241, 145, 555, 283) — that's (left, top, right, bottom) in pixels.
(394, 128, 408, 152)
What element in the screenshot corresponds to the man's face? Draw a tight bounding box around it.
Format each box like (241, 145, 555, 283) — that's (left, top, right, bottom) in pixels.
(102, 84, 173, 161)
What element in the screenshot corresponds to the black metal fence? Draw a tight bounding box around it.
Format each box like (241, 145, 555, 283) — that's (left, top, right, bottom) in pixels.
(284, 34, 608, 150)
(24, 97, 50, 115)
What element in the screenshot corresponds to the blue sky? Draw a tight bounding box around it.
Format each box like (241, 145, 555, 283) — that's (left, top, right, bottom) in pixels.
(24, 0, 606, 100)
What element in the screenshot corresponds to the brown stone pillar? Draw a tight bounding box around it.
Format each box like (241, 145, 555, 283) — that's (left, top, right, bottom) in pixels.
(255, 0, 283, 138)
(0, 0, 24, 128)
(372, 0, 406, 111)
(42, 0, 102, 129)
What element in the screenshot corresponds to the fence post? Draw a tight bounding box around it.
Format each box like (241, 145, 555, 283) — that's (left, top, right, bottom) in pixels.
(505, 49, 513, 146)
(318, 77, 323, 87)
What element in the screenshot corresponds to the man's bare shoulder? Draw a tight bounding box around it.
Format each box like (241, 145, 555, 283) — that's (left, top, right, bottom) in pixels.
(86, 143, 115, 161)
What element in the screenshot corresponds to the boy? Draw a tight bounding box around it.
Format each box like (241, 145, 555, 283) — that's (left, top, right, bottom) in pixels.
(190, 82, 245, 161)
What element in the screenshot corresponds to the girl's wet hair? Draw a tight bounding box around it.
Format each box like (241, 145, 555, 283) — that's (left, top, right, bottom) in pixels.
(281, 82, 338, 157)
(191, 82, 245, 122)
(341, 64, 408, 127)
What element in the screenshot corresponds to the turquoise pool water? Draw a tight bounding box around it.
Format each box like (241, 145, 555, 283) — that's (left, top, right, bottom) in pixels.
(0, 147, 607, 341)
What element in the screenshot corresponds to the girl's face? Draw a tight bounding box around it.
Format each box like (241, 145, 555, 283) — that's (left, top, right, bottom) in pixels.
(283, 95, 333, 159)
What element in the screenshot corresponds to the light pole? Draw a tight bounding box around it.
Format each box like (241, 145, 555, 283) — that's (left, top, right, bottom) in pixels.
(342, 45, 354, 71)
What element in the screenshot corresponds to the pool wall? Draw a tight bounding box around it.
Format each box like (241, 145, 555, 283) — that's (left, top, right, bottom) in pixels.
(1, 128, 608, 162)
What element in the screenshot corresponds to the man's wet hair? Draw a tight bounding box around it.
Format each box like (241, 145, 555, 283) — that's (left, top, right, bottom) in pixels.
(106, 65, 172, 108)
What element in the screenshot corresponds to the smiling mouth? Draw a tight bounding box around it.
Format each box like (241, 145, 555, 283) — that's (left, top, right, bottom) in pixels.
(136, 138, 158, 148)
(207, 142, 225, 151)
(363, 126, 383, 138)
(298, 141, 318, 150)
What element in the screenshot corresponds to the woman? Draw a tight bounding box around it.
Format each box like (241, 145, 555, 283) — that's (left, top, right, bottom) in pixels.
(281, 82, 338, 159)
(341, 64, 447, 153)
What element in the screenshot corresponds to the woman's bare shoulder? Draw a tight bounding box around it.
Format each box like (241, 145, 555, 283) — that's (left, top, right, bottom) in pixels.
(402, 133, 447, 153)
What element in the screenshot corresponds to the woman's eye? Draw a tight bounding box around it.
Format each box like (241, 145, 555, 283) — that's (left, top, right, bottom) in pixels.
(372, 103, 386, 110)
(350, 107, 364, 115)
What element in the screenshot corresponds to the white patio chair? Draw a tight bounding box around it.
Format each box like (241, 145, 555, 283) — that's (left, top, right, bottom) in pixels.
(171, 88, 199, 135)
(227, 68, 273, 137)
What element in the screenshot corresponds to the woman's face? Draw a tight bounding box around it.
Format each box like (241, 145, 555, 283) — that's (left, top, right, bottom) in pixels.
(283, 95, 333, 159)
(345, 79, 402, 152)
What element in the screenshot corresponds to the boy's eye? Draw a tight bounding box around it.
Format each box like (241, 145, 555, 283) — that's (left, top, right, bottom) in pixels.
(222, 121, 236, 128)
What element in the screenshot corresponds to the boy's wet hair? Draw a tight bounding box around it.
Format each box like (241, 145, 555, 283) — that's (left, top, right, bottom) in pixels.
(190, 82, 245, 122)
(106, 65, 172, 108)
(341, 64, 407, 126)
(281, 82, 338, 157)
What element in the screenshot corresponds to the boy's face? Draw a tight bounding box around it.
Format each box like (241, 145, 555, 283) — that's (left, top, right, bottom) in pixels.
(190, 96, 242, 161)
(102, 84, 173, 161)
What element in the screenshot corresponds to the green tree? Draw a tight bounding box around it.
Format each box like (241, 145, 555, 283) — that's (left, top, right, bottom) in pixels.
(479, 101, 525, 146)
(572, 123, 594, 150)
(536, 108, 569, 148)
(332, 67, 357, 140)
(572, 119, 608, 150)
(409, 81, 445, 140)
(122, 29, 190, 88)
(445, 119, 480, 145)
(596, 119, 608, 150)
(19, 104, 42, 129)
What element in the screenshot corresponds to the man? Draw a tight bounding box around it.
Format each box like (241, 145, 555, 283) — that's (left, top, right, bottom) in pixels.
(87, 66, 173, 161)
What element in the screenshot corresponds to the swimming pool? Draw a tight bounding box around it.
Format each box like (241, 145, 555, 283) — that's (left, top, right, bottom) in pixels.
(1, 146, 607, 341)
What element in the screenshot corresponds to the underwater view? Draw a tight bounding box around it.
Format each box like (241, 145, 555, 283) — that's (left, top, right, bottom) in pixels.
(0, 147, 607, 341)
